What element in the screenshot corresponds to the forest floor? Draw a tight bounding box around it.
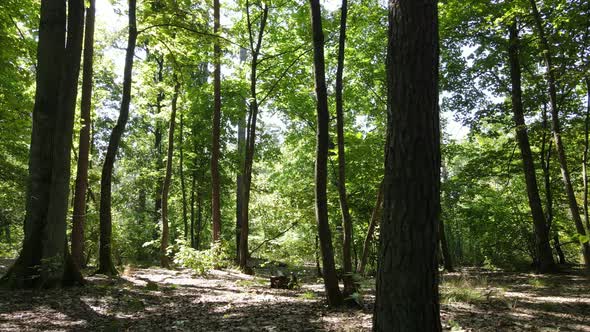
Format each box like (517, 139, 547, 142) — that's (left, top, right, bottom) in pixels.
(0, 259, 589, 331)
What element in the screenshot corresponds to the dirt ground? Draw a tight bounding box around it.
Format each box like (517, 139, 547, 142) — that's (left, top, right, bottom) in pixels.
(0, 260, 588, 331)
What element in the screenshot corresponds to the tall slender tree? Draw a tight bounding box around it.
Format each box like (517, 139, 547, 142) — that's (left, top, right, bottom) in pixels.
(239, 0, 269, 273)
(71, 0, 96, 269)
(1, 0, 85, 288)
(507, 21, 555, 272)
(309, 0, 342, 306)
(334, 0, 355, 295)
(211, 0, 222, 244)
(97, 0, 137, 275)
(373, 0, 441, 330)
(529, 0, 590, 267)
(160, 78, 180, 268)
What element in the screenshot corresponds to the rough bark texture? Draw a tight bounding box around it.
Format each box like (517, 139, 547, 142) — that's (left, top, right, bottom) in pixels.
(97, 0, 137, 275)
(309, 0, 342, 306)
(239, 1, 268, 273)
(359, 181, 383, 276)
(529, 0, 590, 267)
(160, 81, 180, 268)
(373, 0, 442, 330)
(71, 0, 96, 269)
(508, 23, 555, 273)
(211, 0, 222, 243)
(1, 0, 85, 288)
(334, 0, 355, 295)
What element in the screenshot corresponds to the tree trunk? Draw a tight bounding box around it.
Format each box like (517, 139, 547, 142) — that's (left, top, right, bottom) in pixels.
(239, 1, 269, 273)
(153, 56, 165, 233)
(97, 0, 137, 275)
(359, 180, 383, 276)
(584, 77, 590, 234)
(211, 0, 222, 244)
(373, 0, 441, 330)
(196, 189, 203, 250)
(439, 218, 454, 272)
(529, 0, 590, 267)
(309, 0, 342, 306)
(71, 0, 96, 269)
(334, 0, 355, 295)
(507, 22, 556, 273)
(180, 114, 188, 242)
(190, 168, 196, 248)
(1, 0, 85, 288)
(160, 80, 180, 268)
(236, 48, 247, 262)
(236, 117, 244, 261)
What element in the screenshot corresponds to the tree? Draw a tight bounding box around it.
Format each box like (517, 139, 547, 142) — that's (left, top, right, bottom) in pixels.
(309, 0, 342, 306)
(71, 0, 96, 269)
(507, 21, 555, 272)
(359, 180, 383, 276)
(334, 0, 355, 295)
(211, 0, 222, 244)
(239, 0, 269, 273)
(160, 78, 180, 268)
(529, 0, 590, 267)
(1, 0, 85, 288)
(373, 0, 441, 330)
(97, 0, 137, 275)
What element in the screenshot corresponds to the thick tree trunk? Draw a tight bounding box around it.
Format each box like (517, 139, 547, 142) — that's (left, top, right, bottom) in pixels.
(334, 0, 355, 295)
(71, 0, 96, 269)
(529, 0, 590, 267)
(359, 181, 383, 276)
(508, 23, 555, 273)
(180, 114, 188, 241)
(211, 0, 222, 243)
(2, 0, 85, 288)
(160, 80, 180, 268)
(309, 0, 342, 306)
(373, 1, 442, 330)
(239, 1, 269, 273)
(97, 0, 137, 275)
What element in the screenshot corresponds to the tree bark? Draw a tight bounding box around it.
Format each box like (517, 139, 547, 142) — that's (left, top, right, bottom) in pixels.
(71, 0, 96, 269)
(584, 77, 590, 234)
(180, 114, 188, 242)
(529, 0, 590, 267)
(334, 0, 355, 295)
(160, 79, 180, 268)
(507, 22, 555, 273)
(239, 0, 269, 273)
(236, 48, 247, 262)
(190, 168, 196, 248)
(153, 56, 165, 233)
(373, 0, 442, 330)
(211, 0, 222, 244)
(309, 0, 342, 306)
(359, 181, 383, 276)
(2, 0, 85, 288)
(97, 0, 137, 275)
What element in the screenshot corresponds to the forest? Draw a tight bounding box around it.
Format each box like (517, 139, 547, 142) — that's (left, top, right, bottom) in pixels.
(0, 0, 589, 330)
